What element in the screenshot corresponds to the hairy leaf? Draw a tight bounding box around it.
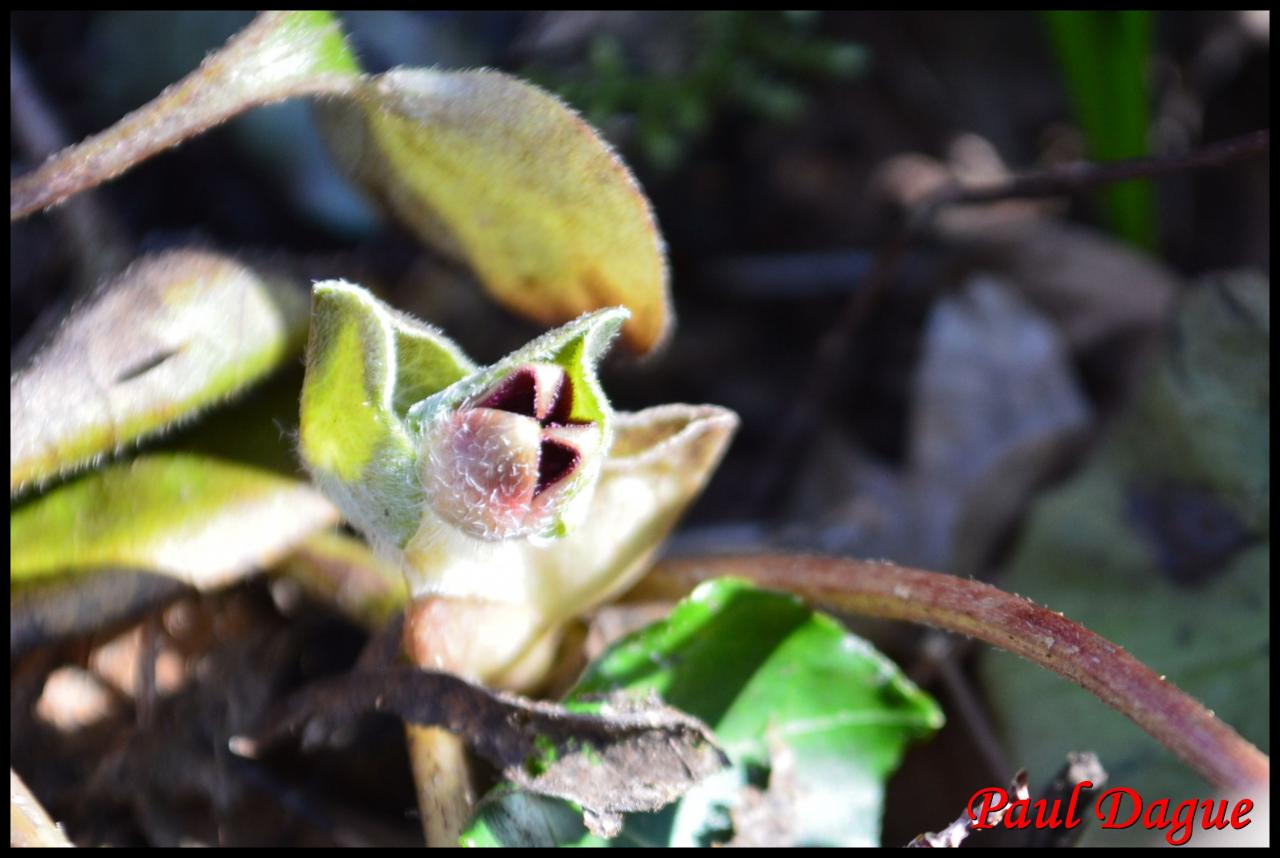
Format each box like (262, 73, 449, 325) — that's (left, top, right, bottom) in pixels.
(317, 69, 671, 354)
(299, 280, 476, 552)
(10, 453, 338, 590)
(11, 250, 309, 494)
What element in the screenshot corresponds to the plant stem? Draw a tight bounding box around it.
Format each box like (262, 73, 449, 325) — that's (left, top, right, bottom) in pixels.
(404, 725, 476, 848)
(9, 12, 358, 220)
(399, 597, 477, 846)
(10, 769, 73, 848)
(631, 553, 1270, 791)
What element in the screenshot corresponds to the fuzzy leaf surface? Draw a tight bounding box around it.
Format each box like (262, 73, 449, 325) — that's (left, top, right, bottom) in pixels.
(318, 69, 671, 354)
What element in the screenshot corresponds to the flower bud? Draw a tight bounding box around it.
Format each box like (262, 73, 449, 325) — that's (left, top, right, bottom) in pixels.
(420, 363, 602, 541)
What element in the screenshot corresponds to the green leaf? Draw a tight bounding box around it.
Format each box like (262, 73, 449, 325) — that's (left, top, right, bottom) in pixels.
(316, 68, 671, 354)
(299, 280, 475, 549)
(11, 11, 362, 218)
(1044, 10, 1155, 248)
(11, 250, 310, 494)
(980, 272, 1269, 845)
(10, 370, 340, 656)
(10, 452, 337, 590)
(463, 578, 943, 846)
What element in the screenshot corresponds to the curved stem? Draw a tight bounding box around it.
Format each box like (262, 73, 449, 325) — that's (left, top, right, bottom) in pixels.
(630, 553, 1269, 791)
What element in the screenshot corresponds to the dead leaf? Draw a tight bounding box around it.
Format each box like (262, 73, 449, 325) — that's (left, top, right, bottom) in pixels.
(239, 667, 727, 827)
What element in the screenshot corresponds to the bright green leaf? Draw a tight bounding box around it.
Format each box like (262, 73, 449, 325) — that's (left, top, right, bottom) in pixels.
(1044, 10, 1156, 248)
(316, 69, 671, 354)
(464, 578, 943, 846)
(11, 250, 309, 494)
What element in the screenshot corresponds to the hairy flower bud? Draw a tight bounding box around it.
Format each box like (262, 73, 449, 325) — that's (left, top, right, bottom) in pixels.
(421, 364, 603, 541)
(301, 284, 738, 690)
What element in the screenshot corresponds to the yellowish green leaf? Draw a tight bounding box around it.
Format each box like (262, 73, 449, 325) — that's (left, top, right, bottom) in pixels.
(10, 250, 309, 495)
(318, 69, 671, 354)
(10, 453, 338, 590)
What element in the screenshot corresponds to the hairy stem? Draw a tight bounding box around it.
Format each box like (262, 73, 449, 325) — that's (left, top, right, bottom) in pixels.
(631, 554, 1269, 790)
(10, 11, 359, 220)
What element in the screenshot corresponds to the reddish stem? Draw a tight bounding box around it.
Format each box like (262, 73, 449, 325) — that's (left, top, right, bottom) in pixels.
(10, 12, 357, 220)
(631, 553, 1269, 791)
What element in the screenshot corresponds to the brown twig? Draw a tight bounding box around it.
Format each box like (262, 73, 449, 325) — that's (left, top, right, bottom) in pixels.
(745, 230, 911, 511)
(10, 40, 130, 286)
(748, 129, 1271, 511)
(1025, 752, 1108, 848)
(913, 129, 1270, 225)
(631, 554, 1269, 791)
(907, 769, 1030, 847)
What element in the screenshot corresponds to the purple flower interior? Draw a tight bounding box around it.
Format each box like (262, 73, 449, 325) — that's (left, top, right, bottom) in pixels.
(476, 368, 538, 418)
(536, 441, 580, 496)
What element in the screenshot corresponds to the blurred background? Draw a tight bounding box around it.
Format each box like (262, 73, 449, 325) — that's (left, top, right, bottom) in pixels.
(11, 11, 1270, 846)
